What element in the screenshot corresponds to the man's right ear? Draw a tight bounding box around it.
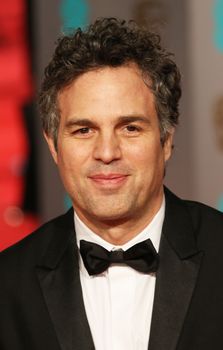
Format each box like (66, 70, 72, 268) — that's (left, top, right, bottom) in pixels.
(43, 132, 58, 164)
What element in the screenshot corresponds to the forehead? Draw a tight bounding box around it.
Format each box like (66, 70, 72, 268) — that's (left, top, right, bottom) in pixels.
(58, 64, 156, 121)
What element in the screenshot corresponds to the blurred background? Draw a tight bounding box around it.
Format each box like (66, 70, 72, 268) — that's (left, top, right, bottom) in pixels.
(0, 0, 223, 250)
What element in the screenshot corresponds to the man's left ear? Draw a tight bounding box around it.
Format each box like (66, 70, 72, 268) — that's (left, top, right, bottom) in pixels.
(44, 132, 58, 164)
(164, 129, 175, 162)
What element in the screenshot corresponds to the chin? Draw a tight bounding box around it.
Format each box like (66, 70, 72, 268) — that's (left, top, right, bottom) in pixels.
(90, 207, 132, 223)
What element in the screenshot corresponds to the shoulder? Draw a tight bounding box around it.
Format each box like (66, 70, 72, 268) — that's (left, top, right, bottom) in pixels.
(165, 186, 223, 222)
(0, 208, 74, 266)
(165, 187, 223, 245)
(181, 195, 223, 229)
(183, 198, 223, 243)
(0, 209, 74, 295)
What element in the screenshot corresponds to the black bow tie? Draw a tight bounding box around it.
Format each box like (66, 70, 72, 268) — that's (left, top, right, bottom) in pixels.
(79, 238, 159, 276)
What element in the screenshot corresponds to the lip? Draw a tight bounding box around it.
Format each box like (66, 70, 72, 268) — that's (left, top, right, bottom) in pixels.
(88, 173, 129, 186)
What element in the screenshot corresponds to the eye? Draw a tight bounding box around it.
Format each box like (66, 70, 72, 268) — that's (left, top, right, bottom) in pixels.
(71, 127, 93, 138)
(77, 127, 91, 134)
(125, 124, 141, 133)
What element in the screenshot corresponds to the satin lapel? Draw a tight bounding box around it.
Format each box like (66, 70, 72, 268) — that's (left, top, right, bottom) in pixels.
(36, 210, 94, 350)
(148, 188, 203, 350)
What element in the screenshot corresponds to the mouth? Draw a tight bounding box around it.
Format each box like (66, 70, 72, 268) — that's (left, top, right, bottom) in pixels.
(88, 173, 129, 187)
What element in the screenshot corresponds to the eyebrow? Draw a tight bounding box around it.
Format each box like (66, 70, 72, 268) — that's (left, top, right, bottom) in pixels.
(116, 115, 151, 125)
(65, 118, 96, 129)
(64, 115, 151, 129)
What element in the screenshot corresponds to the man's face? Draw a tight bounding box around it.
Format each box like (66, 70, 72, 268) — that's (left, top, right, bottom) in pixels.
(46, 65, 173, 233)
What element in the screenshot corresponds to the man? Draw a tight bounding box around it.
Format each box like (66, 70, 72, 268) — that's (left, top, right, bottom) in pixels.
(0, 18, 223, 350)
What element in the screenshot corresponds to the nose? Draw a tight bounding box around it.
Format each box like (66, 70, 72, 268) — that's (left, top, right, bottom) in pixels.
(93, 132, 122, 164)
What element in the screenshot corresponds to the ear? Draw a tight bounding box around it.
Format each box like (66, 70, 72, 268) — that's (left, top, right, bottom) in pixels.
(163, 128, 175, 162)
(44, 132, 58, 164)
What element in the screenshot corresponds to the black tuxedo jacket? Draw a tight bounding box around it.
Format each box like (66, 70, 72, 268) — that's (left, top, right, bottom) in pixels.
(1, 188, 223, 350)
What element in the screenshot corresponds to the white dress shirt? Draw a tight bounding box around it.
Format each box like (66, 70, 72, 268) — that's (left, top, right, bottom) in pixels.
(75, 198, 165, 350)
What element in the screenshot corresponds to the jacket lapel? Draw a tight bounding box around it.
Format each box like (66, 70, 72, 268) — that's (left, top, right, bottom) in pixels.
(36, 209, 94, 350)
(148, 188, 203, 350)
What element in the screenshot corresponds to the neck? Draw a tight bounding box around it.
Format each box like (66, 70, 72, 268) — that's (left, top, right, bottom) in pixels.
(74, 196, 164, 245)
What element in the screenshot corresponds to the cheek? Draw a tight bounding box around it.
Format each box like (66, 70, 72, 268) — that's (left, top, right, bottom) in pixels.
(126, 139, 163, 164)
(58, 141, 90, 170)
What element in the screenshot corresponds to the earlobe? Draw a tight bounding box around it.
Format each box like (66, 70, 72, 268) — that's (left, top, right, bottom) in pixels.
(43, 132, 58, 164)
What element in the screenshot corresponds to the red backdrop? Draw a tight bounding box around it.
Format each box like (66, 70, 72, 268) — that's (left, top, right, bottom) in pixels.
(0, 0, 39, 251)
